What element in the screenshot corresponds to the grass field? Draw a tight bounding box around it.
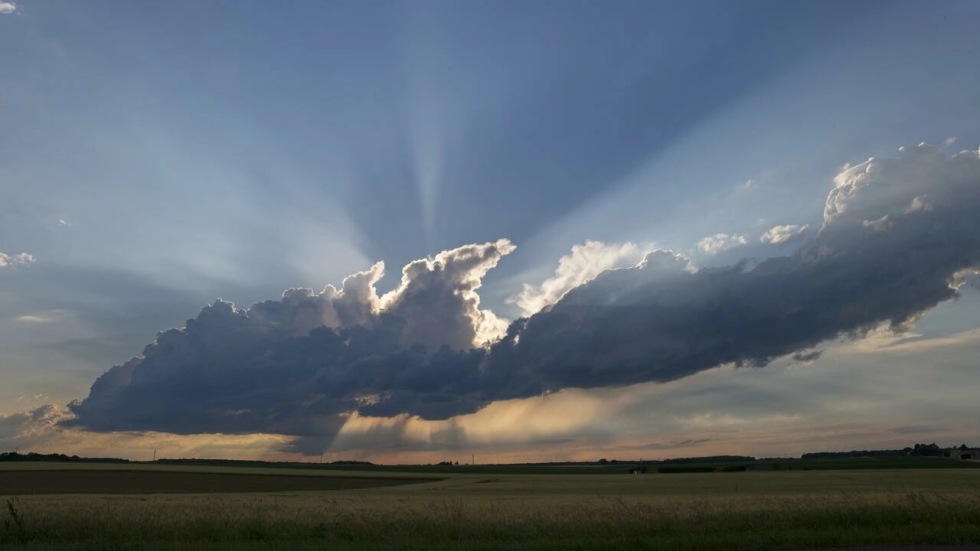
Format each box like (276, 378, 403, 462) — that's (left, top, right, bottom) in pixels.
(2, 462, 980, 550)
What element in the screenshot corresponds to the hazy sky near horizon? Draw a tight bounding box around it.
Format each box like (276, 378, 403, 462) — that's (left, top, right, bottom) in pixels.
(2, 0, 980, 462)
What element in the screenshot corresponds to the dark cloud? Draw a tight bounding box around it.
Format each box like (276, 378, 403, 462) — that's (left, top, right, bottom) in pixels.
(67, 145, 980, 454)
(791, 350, 822, 364)
(65, 241, 514, 438)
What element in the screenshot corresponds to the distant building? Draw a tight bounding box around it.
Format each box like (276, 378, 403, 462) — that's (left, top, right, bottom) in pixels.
(949, 448, 980, 460)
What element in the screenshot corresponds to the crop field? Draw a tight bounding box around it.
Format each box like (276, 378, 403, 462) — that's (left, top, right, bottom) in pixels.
(0, 470, 434, 495)
(2, 463, 980, 550)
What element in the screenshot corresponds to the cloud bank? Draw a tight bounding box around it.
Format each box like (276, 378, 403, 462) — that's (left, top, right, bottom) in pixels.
(66, 144, 980, 453)
(0, 2, 16, 15)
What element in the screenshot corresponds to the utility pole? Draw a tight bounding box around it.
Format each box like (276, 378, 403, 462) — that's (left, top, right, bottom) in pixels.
(472, 453, 475, 466)
(152, 449, 156, 462)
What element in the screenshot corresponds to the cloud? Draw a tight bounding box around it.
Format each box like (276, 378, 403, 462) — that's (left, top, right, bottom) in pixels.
(791, 350, 822, 364)
(0, 2, 16, 15)
(823, 143, 976, 229)
(503, 145, 979, 396)
(760, 224, 808, 244)
(66, 143, 980, 454)
(0, 252, 35, 268)
(0, 406, 70, 451)
(509, 240, 652, 317)
(0, 405, 292, 460)
(380, 239, 516, 349)
(16, 315, 52, 323)
(65, 241, 515, 436)
(697, 233, 747, 254)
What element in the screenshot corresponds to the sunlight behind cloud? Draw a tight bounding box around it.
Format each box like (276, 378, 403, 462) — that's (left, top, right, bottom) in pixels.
(510, 240, 653, 316)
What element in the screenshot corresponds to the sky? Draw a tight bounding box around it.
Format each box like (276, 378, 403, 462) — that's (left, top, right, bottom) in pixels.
(1, 0, 980, 463)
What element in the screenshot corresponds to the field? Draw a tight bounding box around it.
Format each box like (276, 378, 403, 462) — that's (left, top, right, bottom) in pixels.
(2, 462, 980, 550)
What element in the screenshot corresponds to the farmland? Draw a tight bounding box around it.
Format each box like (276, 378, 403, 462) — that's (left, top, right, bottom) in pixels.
(0, 469, 433, 495)
(2, 462, 980, 550)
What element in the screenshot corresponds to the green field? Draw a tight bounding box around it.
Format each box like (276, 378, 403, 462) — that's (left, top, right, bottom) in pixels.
(2, 462, 980, 550)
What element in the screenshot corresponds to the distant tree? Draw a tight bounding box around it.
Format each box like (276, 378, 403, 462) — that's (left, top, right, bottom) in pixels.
(597, 458, 609, 465)
(911, 443, 942, 457)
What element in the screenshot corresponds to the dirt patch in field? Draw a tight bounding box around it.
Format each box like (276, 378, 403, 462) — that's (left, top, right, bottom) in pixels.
(0, 470, 437, 495)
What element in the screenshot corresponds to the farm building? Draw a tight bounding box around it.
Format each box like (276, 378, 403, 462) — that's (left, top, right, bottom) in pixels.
(949, 447, 980, 460)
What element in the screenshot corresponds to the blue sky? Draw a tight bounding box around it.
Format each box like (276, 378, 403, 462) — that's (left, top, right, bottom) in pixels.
(1, 0, 979, 461)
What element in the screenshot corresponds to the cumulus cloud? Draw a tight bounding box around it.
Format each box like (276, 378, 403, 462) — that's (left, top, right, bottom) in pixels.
(0, 251, 34, 268)
(66, 143, 980, 454)
(697, 233, 747, 254)
(380, 239, 515, 349)
(0, 2, 16, 15)
(509, 240, 652, 317)
(760, 224, 808, 244)
(66, 240, 515, 435)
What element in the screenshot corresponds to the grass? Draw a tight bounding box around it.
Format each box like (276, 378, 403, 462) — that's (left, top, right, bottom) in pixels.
(2, 465, 980, 549)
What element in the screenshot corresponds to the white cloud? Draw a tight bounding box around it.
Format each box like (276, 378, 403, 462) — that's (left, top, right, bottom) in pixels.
(760, 224, 808, 244)
(0, 2, 16, 14)
(244, 239, 517, 350)
(697, 233, 747, 254)
(824, 143, 978, 229)
(905, 195, 932, 213)
(509, 240, 653, 317)
(16, 315, 51, 323)
(381, 239, 516, 349)
(12, 309, 69, 324)
(0, 251, 35, 268)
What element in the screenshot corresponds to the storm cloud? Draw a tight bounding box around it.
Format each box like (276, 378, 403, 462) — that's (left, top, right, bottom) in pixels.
(67, 144, 980, 452)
